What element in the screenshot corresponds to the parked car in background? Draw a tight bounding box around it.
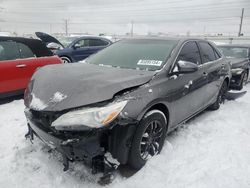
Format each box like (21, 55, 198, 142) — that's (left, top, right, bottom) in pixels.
(218, 44, 250, 90)
(36, 32, 112, 63)
(0, 36, 62, 98)
(24, 38, 230, 176)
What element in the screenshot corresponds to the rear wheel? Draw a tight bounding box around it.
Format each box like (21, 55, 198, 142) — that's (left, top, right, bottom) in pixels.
(209, 81, 228, 110)
(61, 56, 71, 64)
(128, 110, 167, 170)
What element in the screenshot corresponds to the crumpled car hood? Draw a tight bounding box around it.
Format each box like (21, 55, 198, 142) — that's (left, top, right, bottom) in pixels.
(229, 58, 249, 69)
(26, 63, 154, 111)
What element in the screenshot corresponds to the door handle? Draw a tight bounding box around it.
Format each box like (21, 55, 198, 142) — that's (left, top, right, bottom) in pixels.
(16, 64, 27, 68)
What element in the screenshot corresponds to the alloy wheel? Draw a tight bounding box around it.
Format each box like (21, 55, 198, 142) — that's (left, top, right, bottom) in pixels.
(140, 120, 164, 160)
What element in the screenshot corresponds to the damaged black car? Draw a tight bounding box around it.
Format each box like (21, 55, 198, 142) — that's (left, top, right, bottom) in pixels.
(218, 44, 250, 90)
(24, 38, 230, 179)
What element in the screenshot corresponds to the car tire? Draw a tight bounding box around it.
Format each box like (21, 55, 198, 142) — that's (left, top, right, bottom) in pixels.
(238, 70, 248, 90)
(61, 56, 71, 64)
(128, 110, 167, 170)
(209, 80, 228, 110)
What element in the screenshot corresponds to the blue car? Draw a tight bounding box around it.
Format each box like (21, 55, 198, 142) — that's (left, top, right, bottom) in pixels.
(36, 32, 112, 63)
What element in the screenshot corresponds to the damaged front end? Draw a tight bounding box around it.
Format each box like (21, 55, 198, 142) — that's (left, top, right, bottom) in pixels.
(24, 99, 138, 183)
(229, 68, 246, 90)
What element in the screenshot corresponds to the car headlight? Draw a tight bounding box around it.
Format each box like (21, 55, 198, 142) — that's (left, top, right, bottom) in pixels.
(51, 100, 127, 131)
(231, 68, 244, 75)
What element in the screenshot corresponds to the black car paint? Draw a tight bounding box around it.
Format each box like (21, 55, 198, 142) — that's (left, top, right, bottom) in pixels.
(24, 38, 231, 170)
(0, 36, 53, 57)
(218, 44, 250, 89)
(25, 63, 155, 111)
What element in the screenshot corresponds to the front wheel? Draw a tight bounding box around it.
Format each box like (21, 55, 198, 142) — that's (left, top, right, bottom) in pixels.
(238, 70, 248, 90)
(60, 56, 71, 64)
(209, 81, 228, 110)
(128, 110, 167, 170)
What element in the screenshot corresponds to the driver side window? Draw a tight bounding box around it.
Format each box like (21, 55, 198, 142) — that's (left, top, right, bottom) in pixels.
(177, 41, 201, 65)
(74, 39, 89, 48)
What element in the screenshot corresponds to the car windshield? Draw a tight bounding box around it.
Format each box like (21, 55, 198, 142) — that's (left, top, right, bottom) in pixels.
(86, 39, 178, 71)
(218, 46, 249, 58)
(57, 36, 78, 47)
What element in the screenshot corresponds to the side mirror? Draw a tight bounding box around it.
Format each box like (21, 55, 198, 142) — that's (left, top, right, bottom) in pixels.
(174, 60, 198, 74)
(47, 42, 62, 51)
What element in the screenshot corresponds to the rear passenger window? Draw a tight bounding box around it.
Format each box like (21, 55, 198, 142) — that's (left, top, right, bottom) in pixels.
(89, 39, 109, 47)
(199, 42, 216, 63)
(177, 41, 201, 65)
(17, 42, 35, 59)
(0, 41, 20, 61)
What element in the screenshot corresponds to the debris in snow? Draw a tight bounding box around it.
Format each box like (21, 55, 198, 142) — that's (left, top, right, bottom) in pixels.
(104, 152, 120, 167)
(29, 93, 47, 110)
(50, 92, 67, 103)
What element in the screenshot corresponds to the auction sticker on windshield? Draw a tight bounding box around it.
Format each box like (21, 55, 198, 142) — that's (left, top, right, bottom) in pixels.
(137, 59, 163, 66)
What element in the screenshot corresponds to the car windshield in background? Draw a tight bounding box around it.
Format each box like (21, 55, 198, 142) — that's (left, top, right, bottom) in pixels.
(58, 36, 78, 47)
(219, 47, 249, 58)
(86, 39, 178, 71)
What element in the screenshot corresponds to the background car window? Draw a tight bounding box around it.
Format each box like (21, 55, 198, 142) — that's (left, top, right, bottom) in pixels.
(89, 39, 109, 47)
(218, 47, 249, 58)
(199, 42, 216, 63)
(0, 41, 20, 61)
(74, 39, 89, 48)
(17, 42, 35, 59)
(177, 41, 201, 64)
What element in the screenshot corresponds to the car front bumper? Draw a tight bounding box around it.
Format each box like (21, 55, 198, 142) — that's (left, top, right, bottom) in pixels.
(25, 109, 104, 166)
(24, 108, 138, 170)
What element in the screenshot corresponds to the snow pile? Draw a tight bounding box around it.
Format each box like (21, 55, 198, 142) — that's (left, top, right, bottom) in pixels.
(50, 92, 67, 103)
(29, 93, 47, 110)
(0, 85, 250, 188)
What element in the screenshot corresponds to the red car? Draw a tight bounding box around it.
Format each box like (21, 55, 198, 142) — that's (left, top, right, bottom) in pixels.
(0, 36, 62, 98)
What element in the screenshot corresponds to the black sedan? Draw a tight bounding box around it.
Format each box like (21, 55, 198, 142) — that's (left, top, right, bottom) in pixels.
(24, 38, 230, 177)
(218, 44, 250, 90)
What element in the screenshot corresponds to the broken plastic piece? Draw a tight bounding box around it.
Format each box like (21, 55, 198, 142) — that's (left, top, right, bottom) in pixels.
(63, 155, 69, 171)
(25, 124, 34, 143)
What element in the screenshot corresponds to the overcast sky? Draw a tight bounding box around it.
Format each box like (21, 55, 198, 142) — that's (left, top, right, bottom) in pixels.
(0, 0, 249, 36)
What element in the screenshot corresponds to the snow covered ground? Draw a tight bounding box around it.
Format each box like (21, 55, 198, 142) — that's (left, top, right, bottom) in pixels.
(1, 85, 250, 188)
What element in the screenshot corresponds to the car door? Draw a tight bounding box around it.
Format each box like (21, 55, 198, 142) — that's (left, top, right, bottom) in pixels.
(15, 42, 42, 88)
(0, 40, 23, 94)
(71, 39, 90, 61)
(197, 41, 225, 105)
(167, 41, 209, 127)
(88, 39, 109, 55)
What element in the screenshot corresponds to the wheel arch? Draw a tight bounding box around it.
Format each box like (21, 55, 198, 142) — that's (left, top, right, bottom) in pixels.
(60, 55, 72, 62)
(224, 76, 230, 87)
(139, 102, 170, 132)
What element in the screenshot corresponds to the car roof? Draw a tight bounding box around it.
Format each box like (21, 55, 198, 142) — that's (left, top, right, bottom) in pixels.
(119, 36, 210, 43)
(74, 36, 112, 42)
(217, 44, 250, 48)
(0, 36, 53, 57)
